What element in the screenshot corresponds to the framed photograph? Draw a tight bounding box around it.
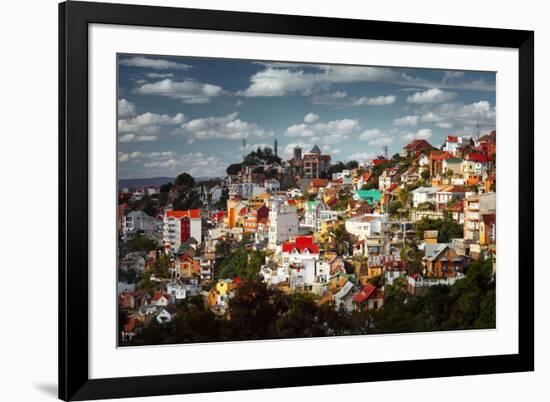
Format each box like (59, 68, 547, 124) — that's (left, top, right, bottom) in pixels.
(59, 1, 534, 400)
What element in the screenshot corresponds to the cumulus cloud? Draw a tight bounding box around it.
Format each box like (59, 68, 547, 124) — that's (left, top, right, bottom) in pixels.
(352, 95, 396, 106)
(358, 128, 395, 146)
(135, 79, 224, 104)
(118, 111, 185, 142)
(417, 100, 495, 135)
(175, 112, 271, 140)
(119, 150, 227, 177)
(119, 56, 192, 70)
(284, 118, 359, 145)
(346, 151, 377, 162)
(145, 72, 174, 79)
(239, 64, 494, 98)
(304, 113, 320, 123)
(401, 128, 433, 142)
(407, 88, 457, 104)
(239, 65, 399, 97)
(420, 112, 444, 122)
(118, 99, 136, 118)
(393, 115, 419, 126)
(311, 91, 348, 105)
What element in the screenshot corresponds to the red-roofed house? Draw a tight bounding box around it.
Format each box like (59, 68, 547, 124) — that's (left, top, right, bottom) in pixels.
(430, 151, 452, 177)
(356, 172, 373, 190)
(463, 152, 493, 183)
(402, 139, 434, 157)
(371, 158, 390, 167)
(281, 236, 320, 290)
(163, 209, 202, 253)
(353, 284, 384, 311)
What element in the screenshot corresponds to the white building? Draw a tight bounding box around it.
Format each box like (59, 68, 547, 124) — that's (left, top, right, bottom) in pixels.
(286, 188, 302, 198)
(264, 179, 281, 193)
(281, 236, 320, 289)
(345, 213, 388, 240)
(411, 186, 438, 207)
(268, 204, 299, 248)
(122, 210, 157, 240)
(163, 209, 202, 253)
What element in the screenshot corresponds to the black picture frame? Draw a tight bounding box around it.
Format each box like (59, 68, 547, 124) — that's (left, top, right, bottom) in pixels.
(59, 1, 534, 400)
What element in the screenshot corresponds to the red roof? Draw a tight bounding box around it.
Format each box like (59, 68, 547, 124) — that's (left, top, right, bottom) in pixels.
(152, 292, 168, 301)
(353, 284, 376, 303)
(430, 151, 452, 161)
(361, 172, 372, 181)
(287, 199, 297, 205)
(404, 139, 433, 151)
(166, 209, 201, 219)
(386, 183, 398, 192)
(282, 236, 319, 254)
(372, 158, 390, 166)
(446, 135, 458, 142)
(465, 152, 489, 163)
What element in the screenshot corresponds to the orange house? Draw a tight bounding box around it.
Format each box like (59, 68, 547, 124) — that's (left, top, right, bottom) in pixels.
(423, 244, 468, 278)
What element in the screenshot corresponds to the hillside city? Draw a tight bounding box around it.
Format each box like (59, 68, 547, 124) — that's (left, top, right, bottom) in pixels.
(118, 131, 496, 345)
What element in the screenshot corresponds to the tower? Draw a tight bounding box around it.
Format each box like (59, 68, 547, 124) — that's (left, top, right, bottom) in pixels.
(242, 139, 247, 162)
(293, 145, 302, 161)
(383, 145, 388, 160)
(274, 138, 278, 158)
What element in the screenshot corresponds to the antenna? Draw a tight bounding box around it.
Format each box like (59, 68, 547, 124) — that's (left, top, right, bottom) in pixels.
(383, 145, 388, 160)
(274, 138, 278, 157)
(242, 139, 246, 162)
(476, 121, 480, 140)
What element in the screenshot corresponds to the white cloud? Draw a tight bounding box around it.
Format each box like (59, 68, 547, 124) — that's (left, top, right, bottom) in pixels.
(239, 65, 399, 97)
(442, 71, 465, 83)
(120, 150, 227, 177)
(119, 134, 158, 142)
(135, 79, 224, 104)
(419, 100, 495, 135)
(119, 56, 192, 70)
(118, 152, 129, 162)
(407, 88, 457, 104)
(176, 112, 271, 140)
(239, 65, 494, 98)
(304, 113, 320, 123)
(118, 112, 185, 142)
(145, 72, 174, 79)
(346, 151, 377, 162)
(284, 118, 359, 145)
(352, 95, 396, 106)
(393, 115, 419, 126)
(358, 128, 383, 141)
(285, 123, 315, 137)
(401, 128, 433, 142)
(420, 112, 444, 122)
(283, 142, 313, 158)
(311, 91, 348, 104)
(235, 100, 243, 107)
(358, 128, 395, 146)
(322, 144, 341, 155)
(118, 99, 136, 118)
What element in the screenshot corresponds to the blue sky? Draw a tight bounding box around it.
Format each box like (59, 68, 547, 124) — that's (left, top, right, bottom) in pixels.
(117, 54, 496, 179)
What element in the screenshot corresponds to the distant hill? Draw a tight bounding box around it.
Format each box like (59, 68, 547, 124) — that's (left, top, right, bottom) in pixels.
(118, 176, 214, 189)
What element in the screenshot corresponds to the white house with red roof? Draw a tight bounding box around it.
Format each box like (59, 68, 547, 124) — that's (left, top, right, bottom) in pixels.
(163, 209, 202, 253)
(281, 236, 320, 290)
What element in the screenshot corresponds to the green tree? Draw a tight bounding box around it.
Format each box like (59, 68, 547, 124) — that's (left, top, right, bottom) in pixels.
(175, 172, 195, 190)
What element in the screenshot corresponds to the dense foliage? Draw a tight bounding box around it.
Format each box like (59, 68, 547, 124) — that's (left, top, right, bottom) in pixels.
(370, 259, 495, 333)
(414, 212, 464, 243)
